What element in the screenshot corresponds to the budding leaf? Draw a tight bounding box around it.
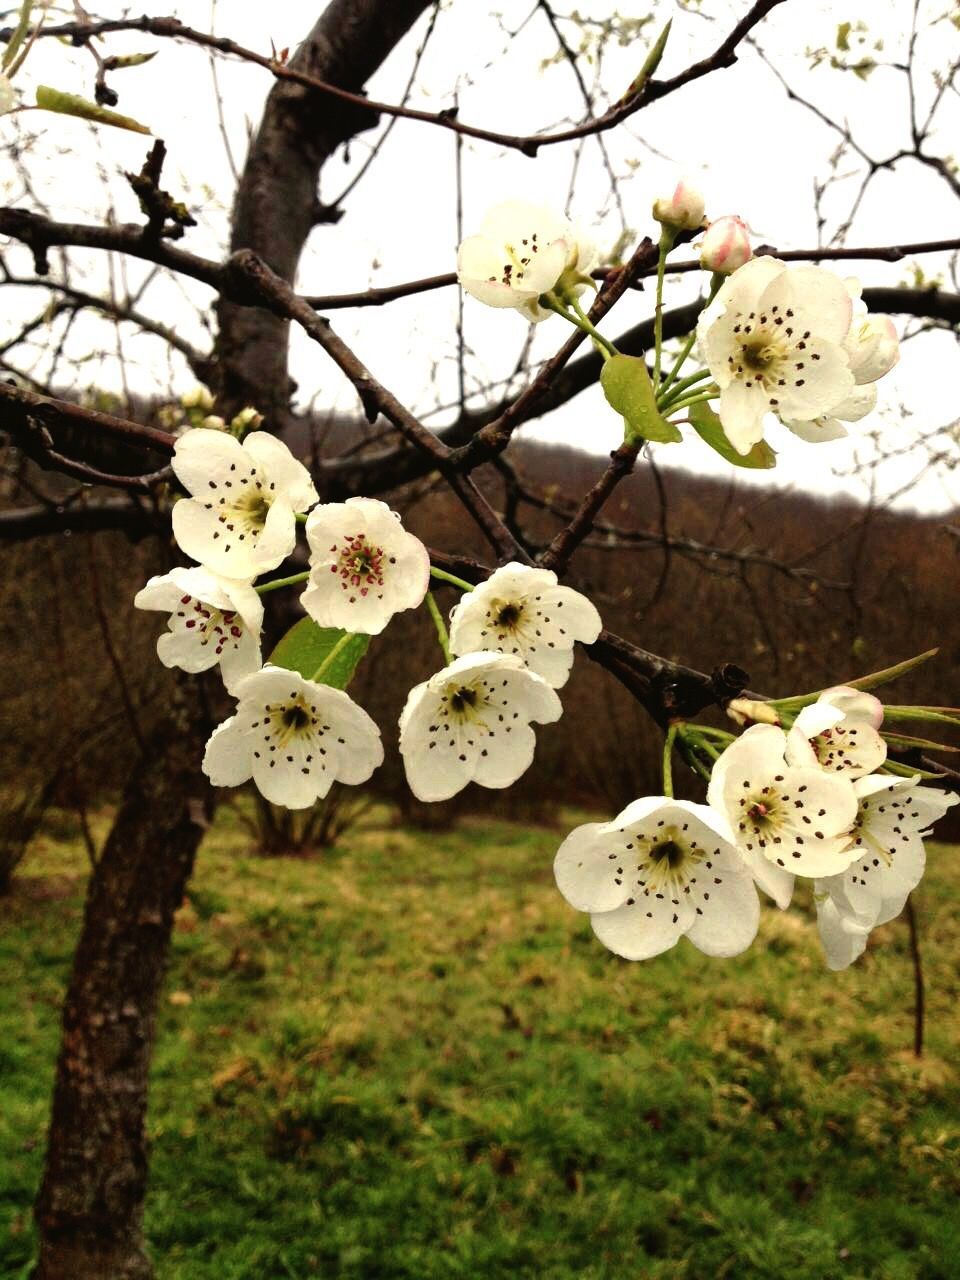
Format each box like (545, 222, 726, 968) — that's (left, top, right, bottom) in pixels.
(269, 619, 369, 690)
(617, 18, 671, 104)
(688, 401, 776, 469)
(35, 86, 151, 134)
(2, 0, 34, 73)
(102, 52, 158, 71)
(600, 355, 682, 444)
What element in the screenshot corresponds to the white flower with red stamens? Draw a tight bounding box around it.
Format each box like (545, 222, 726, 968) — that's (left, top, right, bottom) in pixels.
(457, 200, 595, 323)
(706, 723, 859, 908)
(813, 775, 958, 967)
(171, 428, 318, 579)
(652, 180, 705, 231)
(134, 566, 263, 693)
(301, 498, 430, 635)
(786, 687, 887, 778)
(697, 257, 857, 454)
(448, 562, 601, 688)
(399, 651, 562, 802)
(554, 797, 759, 961)
(699, 215, 752, 274)
(202, 665, 383, 809)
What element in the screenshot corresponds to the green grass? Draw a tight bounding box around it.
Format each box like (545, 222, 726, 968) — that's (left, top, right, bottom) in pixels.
(1, 806, 959, 1279)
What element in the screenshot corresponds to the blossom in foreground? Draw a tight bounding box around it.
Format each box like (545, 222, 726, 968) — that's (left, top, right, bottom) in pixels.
(699, 215, 752, 274)
(171, 428, 318, 578)
(300, 497, 430, 635)
(554, 797, 759, 960)
(697, 257, 858, 454)
(706, 723, 859, 908)
(448, 562, 602, 688)
(652, 180, 705, 231)
(399, 651, 562, 801)
(786, 686, 887, 778)
(134, 566, 263, 693)
(202, 665, 383, 809)
(457, 200, 595, 322)
(814, 775, 958, 968)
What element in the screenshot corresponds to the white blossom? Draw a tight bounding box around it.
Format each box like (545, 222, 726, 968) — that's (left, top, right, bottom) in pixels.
(786, 687, 886, 778)
(697, 257, 857, 454)
(399, 651, 562, 802)
(457, 200, 595, 322)
(782, 283, 899, 441)
(699, 215, 752, 274)
(300, 497, 430, 635)
(554, 797, 759, 960)
(171, 428, 318, 578)
(202, 665, 383, 809)
(814, 775, 958, 967)
(814, 891, 870, 971)
(707, 723, 859, 908)
(652, 180, 705, 231)
(448, 562, 601, 688)
(134, 566, 262, 693)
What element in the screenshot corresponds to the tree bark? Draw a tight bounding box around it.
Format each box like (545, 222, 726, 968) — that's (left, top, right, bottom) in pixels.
(31, 6, 433, 1276)
(215, 0, 433, 422)
(33, 683, 213, 1280)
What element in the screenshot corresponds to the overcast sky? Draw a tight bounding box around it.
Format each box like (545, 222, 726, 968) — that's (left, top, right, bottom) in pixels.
(2, 0, 959, 513)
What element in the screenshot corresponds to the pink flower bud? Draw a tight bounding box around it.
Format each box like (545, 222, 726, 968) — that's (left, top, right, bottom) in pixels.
(652, 180, 705, 231)
(699, 216, 752, 274)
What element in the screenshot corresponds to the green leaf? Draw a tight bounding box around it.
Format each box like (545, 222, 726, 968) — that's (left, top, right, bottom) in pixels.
(845, 648, 939, 693)
(35, 85, 151, 134)
(836, 21, 851, 52)
(268, 619, 369, 690)
(600, 355, 682, 444)
(687, 401, 777, 469)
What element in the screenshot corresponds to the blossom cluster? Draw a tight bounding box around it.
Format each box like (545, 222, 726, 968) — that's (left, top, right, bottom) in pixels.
(135, 412, 600, 809)
(456, 189, 900, 461)
(554, 687, 956, 969)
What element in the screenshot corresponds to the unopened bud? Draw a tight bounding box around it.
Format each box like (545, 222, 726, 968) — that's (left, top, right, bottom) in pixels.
(181, 386, 214, 412)
(231, 406, 264, 435)
(200, 414, 227, 432)
(699, 215, 752, 274)
(652, 180, 705, 231)
(726, 697, 781, 727)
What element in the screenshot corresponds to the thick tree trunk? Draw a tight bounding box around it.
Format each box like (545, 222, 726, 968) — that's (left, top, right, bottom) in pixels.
(33, 683, 213, 1280)
(215, 0, 432, 421)
(32, 5, 431, 1275)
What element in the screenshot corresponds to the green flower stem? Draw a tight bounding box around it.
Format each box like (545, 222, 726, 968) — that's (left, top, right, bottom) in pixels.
(426, 591, 452, 664)
(295, 512, 308, 524)
(658, 388, 719, 417)
(430, 566, 475, 593)
(658, 275, 722, 398)
(652, 228, 676, 392)
(256, 570, 310, 595)
(662, 722, 679, 798)
(541, 294, 618, 360)
(657, 368, 712, 412)
(310, 632, 355, 683)
(691, 723, 736, 746)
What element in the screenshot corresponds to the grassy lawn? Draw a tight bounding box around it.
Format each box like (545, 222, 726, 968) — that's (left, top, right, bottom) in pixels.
(1, 805, 958, 1279)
